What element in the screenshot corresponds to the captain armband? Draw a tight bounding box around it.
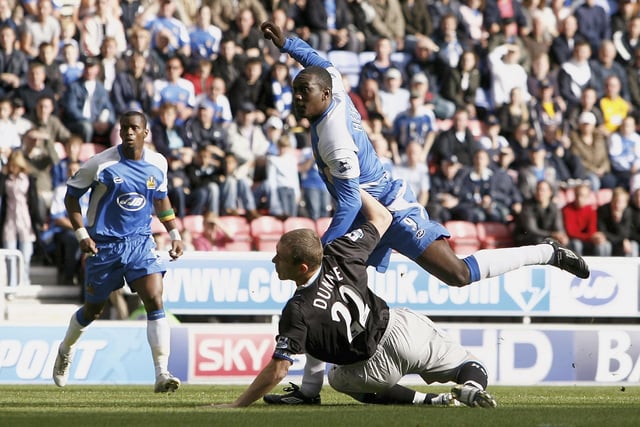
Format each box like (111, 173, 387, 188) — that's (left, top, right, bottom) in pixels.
(157, 208, 176, 222)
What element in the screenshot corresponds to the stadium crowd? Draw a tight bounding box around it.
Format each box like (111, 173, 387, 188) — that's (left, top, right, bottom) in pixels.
(1, 0, 640, 287)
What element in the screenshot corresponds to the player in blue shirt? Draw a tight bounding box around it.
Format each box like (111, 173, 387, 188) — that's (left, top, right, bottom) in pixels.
(52, 111, 184, 393)
(260, 21, 590, 405)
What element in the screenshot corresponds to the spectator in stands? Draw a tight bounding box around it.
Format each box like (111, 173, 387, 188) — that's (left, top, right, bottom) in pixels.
(427, 154, 466, 224)
(258, 61, 294, 124)
(358, 77, 385, 125)
(223, 7, 264, 58)
(483, 0, 527, 38)
(60, 56, 115, 144)
(429, 0, 465, 36)
(592, 40, 630, 101)
(58, 42, 84, 86)
(21, 0, 61, 59)
(514, 179, 569, 246)
(166, 150, 208, 218)
(152, 55, 196, 125)
(487, 17, 531, 72)
(522, 11, 552, 63)
(0, 25, 27, 98)
(183, 99, 226, 152)
(22, 126, 60, 219)
(458, 0, 485, 47)
(405, 36, 440, 93)
(263, 133, 300, 219)
(51, 134, 82, 189)
(432, 13, 471, 83)
(531, 79, 565, 131)
(228, 57, 265, 118)
(97, 36, 126, 93)
(110, 51, 154, 116)
(566, 86, 605, 133)
(359, 37, 404, 91)
(196, 76, 233, 127)
(497, 87, 531, 143)
(549, 15, 580, 68)
(0, 149, 43, 286)
(628, 47, 640, 111)
(599, 75, 631, 134)
(36, 41, 64, 101)
(489, 43, 530, 109)
(298, 142, 332, 221)
(80, 0, 126, 58)
(11, 98, 32, 138)
(527, 52, 557, 103)
(262, 115, 284, 155)
(478, 115, 510, 167)
(432, 107, 478, 167)
(574, 0, 610, 54)
(410, 69, 456, 120)
(219, 151, 260, 220)
(522, 0, 557, 39)
(0, 99, 19, 166)
(30, 94, 71, 146)
(145, 0, 191, 58)
(392, 142, 430, 207)
(562, 182, 609, 256)
(541, 124, 587, 186)
(49, 159, 85, 285)
(185, 145, 224, 216)
(364, 0, 406, 51)
(225, 101, 269, 181)
(188, 5, 222, 71)
(441, 50, 481, 117)
(454, 148, 522, 223)
(613, 15, 640, 67)
(209, 0, 268, 34)
(597, 187, 638, 256)
(192, 211, 233, 251)
(570, 111, 616, 191)
(608, 115, 640, 189)
(379, 68, 410, 129)
(517, 143, 558, 201)
(400, 0, 433, 53)
(0, 0, 18, 33)
(290, 0, 331, 53)
(389, 88, 437, 165)
(612, 0, 639, 34)
(14, 60, 57, 118)
(212, 37, 244, 91)
(150, 102, 191, 160)
(558, 40, 596, 109)
(124, 26, 165, 80)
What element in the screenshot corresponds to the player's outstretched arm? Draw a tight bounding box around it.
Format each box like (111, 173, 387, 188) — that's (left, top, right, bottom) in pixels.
(359, 189, 392, 239)
(221, 358, 291, 407)
(260, 21, 285, 49)
(260, 20, 331, 69)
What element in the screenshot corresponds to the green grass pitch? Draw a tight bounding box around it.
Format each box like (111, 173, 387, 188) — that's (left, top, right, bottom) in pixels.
(0, 385, 637, 427)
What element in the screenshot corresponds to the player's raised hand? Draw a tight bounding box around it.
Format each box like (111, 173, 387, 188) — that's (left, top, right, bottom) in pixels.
(260, 21, 285, 49)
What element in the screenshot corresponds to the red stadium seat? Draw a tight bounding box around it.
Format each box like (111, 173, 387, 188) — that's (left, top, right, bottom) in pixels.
(181, 215, 204, 237)
(476, 222, 514, 249)
(444, 221, 481, 255)
(215, 216, 252, 251)
(283, 217, 316, 233)
(315, 217, 333, 237)
(250, 216, 284, 252)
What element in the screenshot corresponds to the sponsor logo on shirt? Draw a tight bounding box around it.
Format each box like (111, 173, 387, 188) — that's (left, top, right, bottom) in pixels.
(117, 192, 147, 211)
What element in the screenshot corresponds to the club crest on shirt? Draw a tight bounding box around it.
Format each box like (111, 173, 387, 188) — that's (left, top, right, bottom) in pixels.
(346, 229, 364, 242)
(146, 176, 156, 189)
(338, 160, 351, 174)
(275, 336, 289, 349)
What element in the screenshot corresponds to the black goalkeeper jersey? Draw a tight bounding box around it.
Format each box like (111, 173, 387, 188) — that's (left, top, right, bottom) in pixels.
(274, 222, 390, 365)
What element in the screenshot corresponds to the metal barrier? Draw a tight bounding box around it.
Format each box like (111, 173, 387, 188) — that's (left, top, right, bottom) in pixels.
(0, 249, 27, 321)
